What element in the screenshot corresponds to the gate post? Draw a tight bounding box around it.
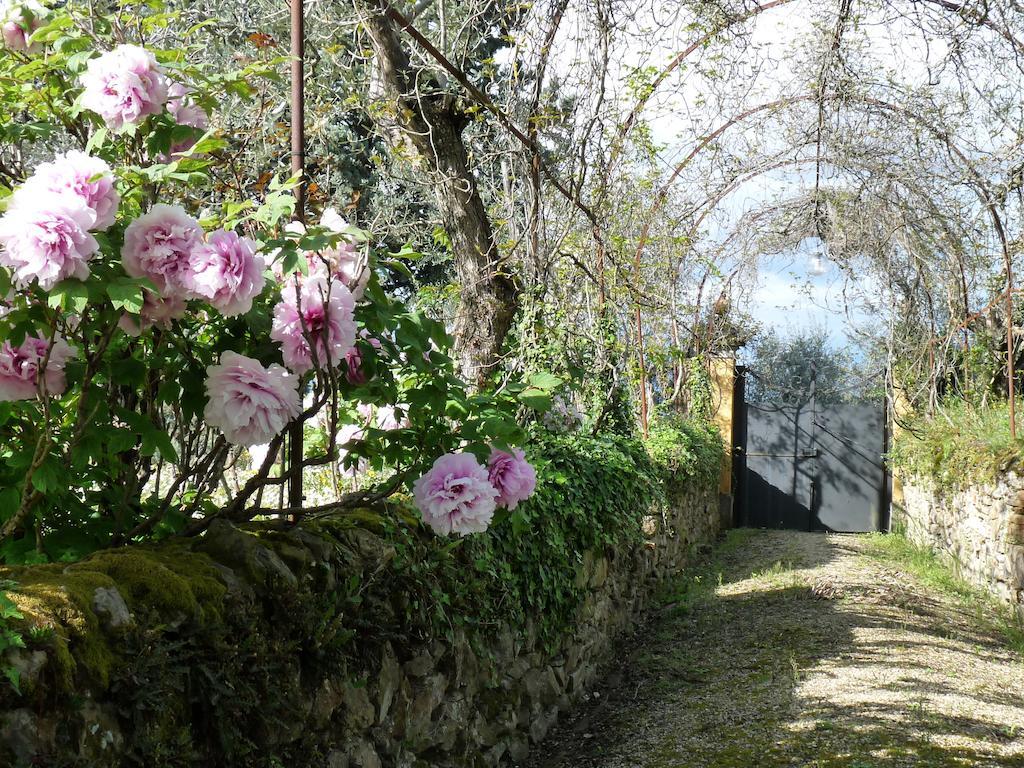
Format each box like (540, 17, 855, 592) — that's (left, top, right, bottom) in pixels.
(710, 356, 739, 529)
(888, 382, 912, 529)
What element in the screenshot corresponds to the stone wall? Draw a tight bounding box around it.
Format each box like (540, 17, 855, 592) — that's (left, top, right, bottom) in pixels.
(0, 481, 718, 767)
(896, 474, 1024, 610)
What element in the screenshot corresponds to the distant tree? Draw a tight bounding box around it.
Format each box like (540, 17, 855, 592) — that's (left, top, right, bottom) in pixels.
(744, 329, 867, 407)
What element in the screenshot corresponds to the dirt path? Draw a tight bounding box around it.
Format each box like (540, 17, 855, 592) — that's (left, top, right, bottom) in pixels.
(528, 530, 1024, 768)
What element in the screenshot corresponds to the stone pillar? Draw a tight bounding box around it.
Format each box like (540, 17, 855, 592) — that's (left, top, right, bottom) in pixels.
(889, 384, 912, 517)
(710, 356, 737, 528)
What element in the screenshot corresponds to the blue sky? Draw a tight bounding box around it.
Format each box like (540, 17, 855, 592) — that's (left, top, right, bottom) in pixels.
(748, 238, 871, 348)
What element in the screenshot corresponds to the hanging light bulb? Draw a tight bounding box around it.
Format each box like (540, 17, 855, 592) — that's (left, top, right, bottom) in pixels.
(809, 195, 829, 277)
(808, 237, 828, 277)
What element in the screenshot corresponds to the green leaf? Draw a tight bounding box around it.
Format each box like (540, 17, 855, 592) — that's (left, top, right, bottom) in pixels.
(388, 243, 424, 260)
(48, 280, 90, 313)
(0, 488, 20, 521)
(31, 460, 59, 494)
(107, 283, 145, 313)
(4, 666, 20, 695)
(85, 126, 108, 153)
(185, 131, 228, 156)
(143, 429, 178, 463)
(517, 387, 552, 411)
(510, 509, 531, 536)
(381, 259, 413, 279)
(65, 50, 95, 73)
(110, 357, 147, 388)
(528, 372, 562, 391)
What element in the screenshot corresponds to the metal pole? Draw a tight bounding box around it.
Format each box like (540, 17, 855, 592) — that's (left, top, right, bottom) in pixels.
(807, 362, 817, 532)
(288, 0, 305, 510)
(1007, 266, 1017, 440)
(635, 304, 649, 438)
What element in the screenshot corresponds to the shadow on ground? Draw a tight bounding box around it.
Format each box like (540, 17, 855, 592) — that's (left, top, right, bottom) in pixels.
(525, 530, 1024, 768)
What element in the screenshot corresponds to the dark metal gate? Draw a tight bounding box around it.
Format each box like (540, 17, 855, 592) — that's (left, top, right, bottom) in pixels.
(735, 383, 889, 532)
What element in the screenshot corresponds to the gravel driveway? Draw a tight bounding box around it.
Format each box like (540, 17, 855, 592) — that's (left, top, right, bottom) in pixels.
(527, 530, 1024, 768)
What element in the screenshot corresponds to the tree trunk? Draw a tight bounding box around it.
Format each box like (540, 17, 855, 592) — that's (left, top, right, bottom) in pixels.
(357, 0, 518, 385)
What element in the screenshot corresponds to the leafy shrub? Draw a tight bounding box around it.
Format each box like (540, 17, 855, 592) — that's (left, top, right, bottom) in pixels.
(475, 432, 662, 643)
(368, 432, 671, 653)
(0, 581, 24, 692)
(0, 424, 718, 764)
(0, 0, 558, 562)
(888, 399, 1023, 491)
(645, 415, 724, 487)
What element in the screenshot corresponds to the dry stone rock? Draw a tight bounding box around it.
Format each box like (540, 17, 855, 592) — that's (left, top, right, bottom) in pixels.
(342, 681, 375, 731)
(495, 626, 516, 664)
(349, 738, 382, 768)
(343, 528, 395, 568)
(91, 587, 130, 630)
(199, 519, 297, 588)
(901, 474, 1024, 613)
(76, 701, 123, 766)
(433, 696, 468, 752)
(529, 707, 559, 744)
(403, 650, 434, 678)
(312, 677, 345, 728)
(484, 741, 507, 767)
(7, 649, 47, 692)
(590, 556, 609, 588)
(1, 709, 51, 764)
(376, 643, 402, 724)
(508, 734, 530, 762)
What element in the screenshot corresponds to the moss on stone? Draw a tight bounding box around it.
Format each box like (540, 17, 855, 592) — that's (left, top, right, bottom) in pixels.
(1, 542, 227, 693)
(69, 544, 227, 621)
(302, 506, 391, 540)
(5, 565, 118, 690)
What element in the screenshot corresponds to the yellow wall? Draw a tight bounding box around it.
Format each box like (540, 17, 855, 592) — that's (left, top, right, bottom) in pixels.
(709, 357, 736, 495)
(889, 385, 912, 509)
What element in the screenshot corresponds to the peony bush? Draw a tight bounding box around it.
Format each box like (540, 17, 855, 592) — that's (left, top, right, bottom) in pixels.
(0, 0, 547, 562)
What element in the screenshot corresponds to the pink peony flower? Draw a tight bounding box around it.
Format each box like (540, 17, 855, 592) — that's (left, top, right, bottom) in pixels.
(247, 442, 272, 468)
(203, 351, 301, 447)
(319, 209, 348, 232)
(413, 452, 499, 537)
(343, 331, 382, 385)
(274, 211, 370, 299)
(487, 448, 537, 511)
(117, 290, 186, 337)
(0, 196, 99, 290)
(314, 209, 369, 299)
(339, 420, 366, 446)
(271, 277, 357, 374)
(15, 150, 119, 231)
(185, 229, 265, 317)
(336, 420, 367, 476)
(79, 44, 168, 131)
(0, 290, 13, 320)
(166, 81, 210, 157)
(121, 204, 203, 296)
(373, 404, 409, 432)
(167, 81, 209, 130)
(1, 0, 45, 53)
(0, 335, 76, 401)
(329, 240, 370, 300)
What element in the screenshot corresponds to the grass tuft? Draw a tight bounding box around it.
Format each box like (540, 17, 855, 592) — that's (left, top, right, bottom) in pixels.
(862, 531, 1024, 656)
(888, 400, 1024, 491)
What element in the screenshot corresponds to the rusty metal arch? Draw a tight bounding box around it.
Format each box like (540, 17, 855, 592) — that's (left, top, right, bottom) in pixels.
(630, 91, 1016, 433)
